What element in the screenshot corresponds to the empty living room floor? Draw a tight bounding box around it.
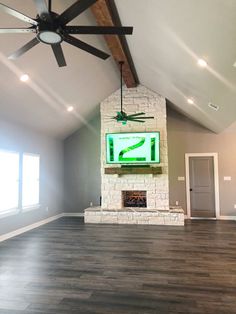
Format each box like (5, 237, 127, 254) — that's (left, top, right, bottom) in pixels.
(0, 218, 236, 314)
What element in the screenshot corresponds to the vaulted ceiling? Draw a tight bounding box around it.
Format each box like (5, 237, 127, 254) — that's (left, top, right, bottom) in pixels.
(0, 0, 236, 138)
(115, 0, 236, 133)
(0, 0, 120, 138)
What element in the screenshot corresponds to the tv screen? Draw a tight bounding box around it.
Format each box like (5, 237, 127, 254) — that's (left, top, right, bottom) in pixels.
(106, 132, 160, 164)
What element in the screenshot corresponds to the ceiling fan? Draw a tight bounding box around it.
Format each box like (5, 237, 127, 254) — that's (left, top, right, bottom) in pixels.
(112, 61, 154, 125)
(0, 0, 133, 67)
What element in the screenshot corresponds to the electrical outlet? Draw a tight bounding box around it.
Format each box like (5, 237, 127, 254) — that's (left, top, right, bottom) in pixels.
(175, 201, 179, 206)
(90, 202, 93, 207)
(234, 204, 236, 209)
(45, 206, 49, 212)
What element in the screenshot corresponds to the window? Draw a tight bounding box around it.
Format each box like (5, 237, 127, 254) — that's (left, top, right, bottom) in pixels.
(0, 150, 19, 214)
(22, 154, 40, 209)
(0, 150, 40, 217)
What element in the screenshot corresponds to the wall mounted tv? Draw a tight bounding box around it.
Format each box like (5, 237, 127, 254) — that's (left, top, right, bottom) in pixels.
(106, 132, 160, 164)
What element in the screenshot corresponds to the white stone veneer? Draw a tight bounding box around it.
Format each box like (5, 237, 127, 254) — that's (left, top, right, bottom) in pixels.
(85, 207, 184, 226)
(101, 85, 169, 210)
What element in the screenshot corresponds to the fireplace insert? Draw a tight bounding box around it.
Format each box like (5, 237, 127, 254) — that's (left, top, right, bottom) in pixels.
(122, 191, 147, 208)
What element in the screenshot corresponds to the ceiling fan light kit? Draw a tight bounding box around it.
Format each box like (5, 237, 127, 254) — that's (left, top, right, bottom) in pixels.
(112, 61, 154, 125)
(37, 30, 63, 45)
(0, 0, 133, 67)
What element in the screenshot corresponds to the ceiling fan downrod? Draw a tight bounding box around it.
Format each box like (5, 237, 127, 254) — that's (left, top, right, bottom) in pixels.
(48, 0, 51, 12)
(119, 61, 124, 113)
(112, 60, 155, 124)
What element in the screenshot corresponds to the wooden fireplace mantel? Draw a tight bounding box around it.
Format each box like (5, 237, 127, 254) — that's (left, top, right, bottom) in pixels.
(104, 166, 162, 175)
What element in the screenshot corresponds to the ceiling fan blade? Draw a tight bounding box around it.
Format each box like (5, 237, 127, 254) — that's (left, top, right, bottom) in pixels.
(64, 26, 133, 35)
(126, 115, 153, 120)
(58, 0, 97, 26)
(131, 116, 154, 119)
(127, 119, 145, 123)
(33, 0, 52, 22)
(63, 35, 109, 60)
(0, 28, 36, 33)
(0, 3, 37, 26)
(51, 44, 66, 67)
(8, 37, 39, 60)
(126, 112, 146, 117)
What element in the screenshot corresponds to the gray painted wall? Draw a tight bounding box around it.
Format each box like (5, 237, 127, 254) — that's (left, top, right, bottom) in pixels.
(64, 114, 101, 213)
(0, 119, 64, 236)
(167, 107, 236, 217)
(64, 107, 236, 218)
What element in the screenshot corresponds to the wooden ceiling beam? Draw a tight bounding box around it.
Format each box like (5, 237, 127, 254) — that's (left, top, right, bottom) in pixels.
(91, 0, 138, 88)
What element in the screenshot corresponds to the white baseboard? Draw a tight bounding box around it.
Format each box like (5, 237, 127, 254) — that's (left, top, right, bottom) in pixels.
(0, 212, 85, 243)
(219, 215, 236, 221)
(189, 217, 217, 220)
(63, 213, 84, 217)
(0, 213, 64, 243)
(185, 215, 236, 221)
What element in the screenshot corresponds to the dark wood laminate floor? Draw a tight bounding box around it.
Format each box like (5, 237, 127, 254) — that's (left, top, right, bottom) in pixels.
(0, 218, 236, 314)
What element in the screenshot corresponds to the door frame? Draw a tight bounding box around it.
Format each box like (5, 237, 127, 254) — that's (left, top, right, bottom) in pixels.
(185, 153, 220, 219)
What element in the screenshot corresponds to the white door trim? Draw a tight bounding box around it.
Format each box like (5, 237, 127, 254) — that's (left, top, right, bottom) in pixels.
(185, 153, 220, 219)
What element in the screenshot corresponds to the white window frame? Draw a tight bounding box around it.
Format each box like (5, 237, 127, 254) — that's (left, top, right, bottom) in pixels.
(0, 149, 41, 219)
(0, 149, 20, 217)
(22, 153, 40, 212)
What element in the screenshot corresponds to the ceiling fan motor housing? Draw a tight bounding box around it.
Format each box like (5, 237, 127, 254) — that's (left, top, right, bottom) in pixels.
(36, 13, 63, 45)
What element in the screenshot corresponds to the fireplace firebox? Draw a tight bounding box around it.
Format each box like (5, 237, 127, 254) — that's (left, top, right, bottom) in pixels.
(122, 191, 147, 208)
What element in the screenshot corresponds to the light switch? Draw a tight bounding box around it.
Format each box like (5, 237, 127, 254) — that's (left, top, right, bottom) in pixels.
(178, 177, 185, 181)
(224, 176, 231, 181)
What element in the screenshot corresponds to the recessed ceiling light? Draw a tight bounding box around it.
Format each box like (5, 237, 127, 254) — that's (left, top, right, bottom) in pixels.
(187, 98, 194, 105)
(20, 74, 29, 82)
(67, 106, 74, 112)
(197, 59, 207, 68)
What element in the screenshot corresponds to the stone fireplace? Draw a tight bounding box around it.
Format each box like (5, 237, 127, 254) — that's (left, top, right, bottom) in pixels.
(100, 85, 169, 210)
(85, 85, 184, 225)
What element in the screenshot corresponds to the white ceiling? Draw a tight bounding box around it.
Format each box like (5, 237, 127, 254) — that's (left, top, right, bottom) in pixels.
(0, 0, 236, 138)
(115, 0, 236, 133)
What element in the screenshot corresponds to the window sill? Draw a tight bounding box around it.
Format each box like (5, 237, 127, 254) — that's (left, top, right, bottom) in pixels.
(0, 205, 41, 220)
(0, 208, 19, 219)
(22, 204, 41, 213)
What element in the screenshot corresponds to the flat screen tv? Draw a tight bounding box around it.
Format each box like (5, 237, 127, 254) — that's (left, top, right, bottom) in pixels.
(106, 132, 160, 164)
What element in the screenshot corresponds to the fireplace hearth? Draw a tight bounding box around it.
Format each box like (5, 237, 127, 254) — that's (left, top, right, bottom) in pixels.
(122, 191, 147, 208)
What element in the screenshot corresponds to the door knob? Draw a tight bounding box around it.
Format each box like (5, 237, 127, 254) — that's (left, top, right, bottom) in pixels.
(190, 188, 193, 191)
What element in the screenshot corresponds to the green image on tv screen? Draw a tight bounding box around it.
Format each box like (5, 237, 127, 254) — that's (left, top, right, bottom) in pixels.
(106, 132, 160, 164)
